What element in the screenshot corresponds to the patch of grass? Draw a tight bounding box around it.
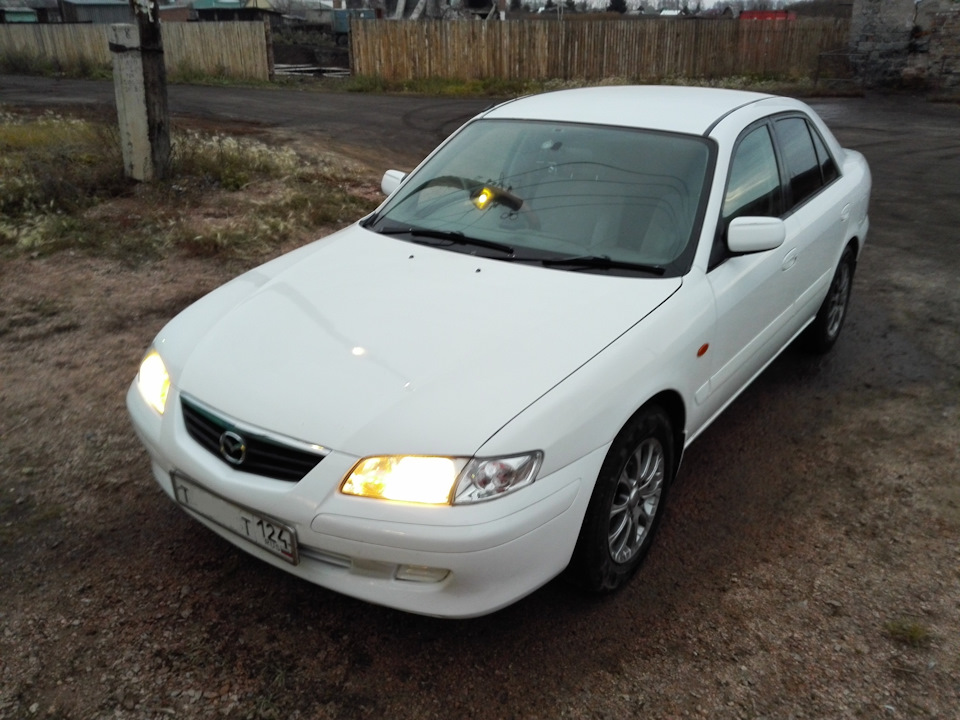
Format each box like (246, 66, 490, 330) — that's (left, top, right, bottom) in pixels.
(930, 91, 960, 105)
(0, 110, 127, 224)
(407, 76, 531, 97)
(341, 74, 391, 93)
(55, 53, 111, 80)
(336, 73, 854, 99)
(343, 74, 532, 97)
(5, 213, 133, 257)
(167, 64, 275, 88)
(0, 51, 109, 79)
(172, 130, 299, 190)
(0, 51, 57, 76)
(883, 618, 933, 648)
(163, 175, 376, 262)
(0, 491, 64, 545)
(0, 108, 379, 263)
(168, 62, 227, 85)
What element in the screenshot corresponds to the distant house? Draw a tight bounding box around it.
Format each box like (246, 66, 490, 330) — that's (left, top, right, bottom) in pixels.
(0, 6, 39, 22)
(159, 3, 192, 22)
(61, 0, 134, 23)
(739, 10, 797, 21)
(16, 0, 62, 23)
(192, 0, 244, 19)
(303, 0, 335, 24)
(192, 0, 282, 26)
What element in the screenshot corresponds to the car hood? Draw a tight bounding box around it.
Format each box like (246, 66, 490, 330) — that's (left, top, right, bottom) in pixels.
(174, 227, 680, 456)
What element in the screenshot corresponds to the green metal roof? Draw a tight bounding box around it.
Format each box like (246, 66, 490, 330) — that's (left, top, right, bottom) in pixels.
(192, 0, 246, 9)
(1, 7, 39, 21)
(62, 0, 128, 6)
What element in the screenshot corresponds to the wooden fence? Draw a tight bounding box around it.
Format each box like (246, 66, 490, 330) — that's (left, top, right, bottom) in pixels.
(351, 18, 852, 82)
(0, 21, 271, 81)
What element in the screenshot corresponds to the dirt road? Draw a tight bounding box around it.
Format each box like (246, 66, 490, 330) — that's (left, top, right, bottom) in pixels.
(1, 77, 959, 719)
(0, 75, 491, 168)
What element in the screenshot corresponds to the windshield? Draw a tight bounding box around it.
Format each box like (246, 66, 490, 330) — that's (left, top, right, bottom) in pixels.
(369, 119, 714, 276)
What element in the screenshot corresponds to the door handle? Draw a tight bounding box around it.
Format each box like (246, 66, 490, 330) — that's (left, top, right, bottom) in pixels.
(782, 248, 799, 271)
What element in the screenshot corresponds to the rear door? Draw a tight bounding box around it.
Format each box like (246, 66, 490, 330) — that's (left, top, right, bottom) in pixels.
(772, 115, 847, 322)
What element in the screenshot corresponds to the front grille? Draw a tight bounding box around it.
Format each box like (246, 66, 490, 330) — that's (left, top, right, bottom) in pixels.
(181, 397, 325, 482)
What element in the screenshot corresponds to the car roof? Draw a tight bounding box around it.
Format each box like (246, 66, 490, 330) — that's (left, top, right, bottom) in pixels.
(482, 85, 774, 136)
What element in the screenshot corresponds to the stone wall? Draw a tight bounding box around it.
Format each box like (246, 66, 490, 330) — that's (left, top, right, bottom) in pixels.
(929, 8, 960, 87)
(851, 0, 960, 88)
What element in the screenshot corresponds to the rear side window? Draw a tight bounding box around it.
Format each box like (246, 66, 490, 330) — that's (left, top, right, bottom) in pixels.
(774, 116, 827, 209)
(811, 127, 839, 185)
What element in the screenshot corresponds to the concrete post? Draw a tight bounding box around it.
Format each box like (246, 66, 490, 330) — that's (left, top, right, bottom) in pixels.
(109, 13, 170, 181)
(109, 24, 150, 181)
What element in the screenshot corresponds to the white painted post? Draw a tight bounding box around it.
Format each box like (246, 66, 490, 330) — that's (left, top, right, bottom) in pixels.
(109, 24, 152, 181)
(109, 10, 169, 182)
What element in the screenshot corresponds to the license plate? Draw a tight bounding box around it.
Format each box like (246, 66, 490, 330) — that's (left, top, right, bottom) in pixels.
(171, 473, 299, 564)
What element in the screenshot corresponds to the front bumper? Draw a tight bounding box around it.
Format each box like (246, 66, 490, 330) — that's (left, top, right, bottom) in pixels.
(127, 382, 604, 618)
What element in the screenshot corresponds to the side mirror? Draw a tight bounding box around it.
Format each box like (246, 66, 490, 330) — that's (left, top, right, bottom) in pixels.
(381, 169, 407, 197)
(727, 216, 786, 253)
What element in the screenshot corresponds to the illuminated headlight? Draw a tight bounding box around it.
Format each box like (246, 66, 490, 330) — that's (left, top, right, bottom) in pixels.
(341, 456, 466, 505)
(137, 348, 170, 415)
(341, 452, 542, 505)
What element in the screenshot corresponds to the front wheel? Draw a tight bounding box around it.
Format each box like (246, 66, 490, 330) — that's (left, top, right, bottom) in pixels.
(567, 405, 674, 593)
(804, 245, 856, 354)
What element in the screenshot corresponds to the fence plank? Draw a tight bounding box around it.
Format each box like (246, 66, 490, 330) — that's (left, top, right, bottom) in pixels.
(2, 18, 849, 85)
(351, 18, 851, 83)
(0, 21, 270, 81)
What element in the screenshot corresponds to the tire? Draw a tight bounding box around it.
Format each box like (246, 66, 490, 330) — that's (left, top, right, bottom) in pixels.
(804, 245, 856, 354)
(567, 404, 674, 593)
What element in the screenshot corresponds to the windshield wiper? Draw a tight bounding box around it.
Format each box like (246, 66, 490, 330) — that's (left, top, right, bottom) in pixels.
(378, 227, 515, 255)
(540, 255, 666, 276)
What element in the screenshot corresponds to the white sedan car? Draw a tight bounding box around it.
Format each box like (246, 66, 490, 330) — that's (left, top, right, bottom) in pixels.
(128, 86, 870, 618)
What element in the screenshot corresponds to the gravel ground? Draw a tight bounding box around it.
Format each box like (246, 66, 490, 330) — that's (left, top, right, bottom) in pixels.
(1, 91, 959, 720)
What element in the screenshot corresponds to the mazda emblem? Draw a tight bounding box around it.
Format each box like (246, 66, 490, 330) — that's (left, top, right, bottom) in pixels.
(219, 430, 247, 466)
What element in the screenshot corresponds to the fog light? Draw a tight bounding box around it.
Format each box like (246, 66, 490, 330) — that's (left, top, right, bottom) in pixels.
(395, 565, 450, 583)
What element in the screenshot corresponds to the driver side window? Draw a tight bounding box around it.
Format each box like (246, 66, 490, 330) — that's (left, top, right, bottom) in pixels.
(710, 124, 782, 270)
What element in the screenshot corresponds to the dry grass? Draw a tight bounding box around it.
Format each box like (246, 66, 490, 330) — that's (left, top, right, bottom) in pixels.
(337, 73, 853, 98)
(0, 108, 380, 264)
(884, 618, 934, 649)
